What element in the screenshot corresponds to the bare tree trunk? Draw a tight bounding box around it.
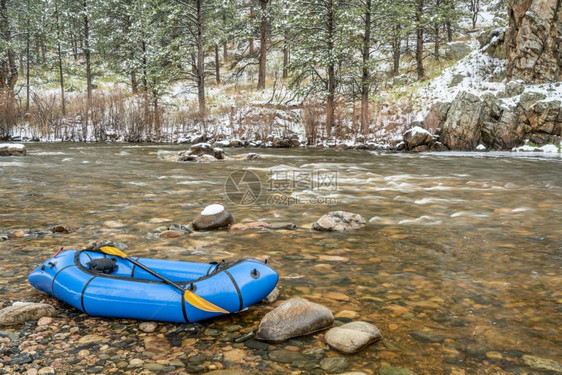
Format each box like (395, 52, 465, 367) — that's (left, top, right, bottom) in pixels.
(83, 0, 92, 104)
(25, 0, 30, 112)
(434, 23, 439, 58)
(360, 0, 371, 134)
(131, 71, 138, 93)
(392, 25, 401, 76)
(141, 41, 148, 94)
(40, 35, 46, 64)
(282, 31, 289, 79)
(445, 0, 453, 42)
(215, 43, 220, 84)
(470, 0, 480, 29)
(54, 0, 66, 115)
(415, 0, 425, 80)
(0, 0, 18, 93)
(222, 13, 228, 62)
(257, 0, 267, 90)
(196, 0, 206, 122)
(326, 0, 335, 137)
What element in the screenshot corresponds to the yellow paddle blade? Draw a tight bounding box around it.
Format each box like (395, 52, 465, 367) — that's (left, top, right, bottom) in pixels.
(100, 246, 127, 258)
(184, 290, 229, 314)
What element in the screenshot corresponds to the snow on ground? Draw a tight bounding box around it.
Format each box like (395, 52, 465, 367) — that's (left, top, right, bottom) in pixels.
(513, 142, 561, 153)
(414, 37, 562, 122)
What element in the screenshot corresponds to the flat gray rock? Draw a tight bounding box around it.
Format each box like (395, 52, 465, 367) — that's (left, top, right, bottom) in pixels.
(0, 303, 56, 326)
(324, 321, 383, 354)
(256, 298, 334, 342)
(312, 211, 366, 232)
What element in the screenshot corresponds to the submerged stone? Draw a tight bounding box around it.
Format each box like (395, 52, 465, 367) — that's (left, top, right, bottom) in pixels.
(325, 321, 383, 354)
(409, 330, 444, 343)
(312, 211, 366, 232)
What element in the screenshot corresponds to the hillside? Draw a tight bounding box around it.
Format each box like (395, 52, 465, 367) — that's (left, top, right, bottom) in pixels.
(1, 0, 561, 152)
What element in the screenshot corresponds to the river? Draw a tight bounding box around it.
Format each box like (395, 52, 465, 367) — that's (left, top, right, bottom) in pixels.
(1, 143, 561, 374)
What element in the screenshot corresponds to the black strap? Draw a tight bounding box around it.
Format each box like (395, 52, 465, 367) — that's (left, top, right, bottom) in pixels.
(81, 276, 96, 313)
(225, 270, 243, 311)
(51, 264, 75, 293)
(181, 295, 189, 323)
(131, 257, 138, 278)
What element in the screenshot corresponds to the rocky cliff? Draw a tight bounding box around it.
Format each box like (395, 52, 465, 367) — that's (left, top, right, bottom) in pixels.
(424, 0, 562, 151)
(506, 0, 562, 83)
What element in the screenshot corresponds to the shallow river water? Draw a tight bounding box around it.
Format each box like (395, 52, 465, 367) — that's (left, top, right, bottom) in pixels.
(1, 143, 561, 374)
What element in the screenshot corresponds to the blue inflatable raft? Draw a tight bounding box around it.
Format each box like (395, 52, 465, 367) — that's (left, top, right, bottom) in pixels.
(28, 249, 278, 323)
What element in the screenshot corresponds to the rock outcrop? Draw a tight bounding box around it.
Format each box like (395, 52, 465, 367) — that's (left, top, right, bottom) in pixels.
(432, 90, 562, 150)
(506, 0, 562, 83)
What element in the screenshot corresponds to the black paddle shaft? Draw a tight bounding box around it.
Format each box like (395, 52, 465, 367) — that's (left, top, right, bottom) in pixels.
(126, 256, 186, 293)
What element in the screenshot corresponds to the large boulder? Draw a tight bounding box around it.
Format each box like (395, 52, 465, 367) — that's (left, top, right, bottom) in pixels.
(402, 126, 435, 150)
(0, 303, 56, 326)
(256, 298, 334, 342)
(312, 211, 366, 232)
(506, 0, 562, 83)
(0, 143, 26, 156)
(192, 204, 233, 230)
(324, 321, 383, 354)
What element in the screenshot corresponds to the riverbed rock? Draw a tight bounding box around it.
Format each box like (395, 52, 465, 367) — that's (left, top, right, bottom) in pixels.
(313, 211, 366, 232)
(378, 366, 414, 375)
(320, 357, 349, 373)
(522, 354, 562, 373)
(176, 143, 225, 162)
(0, 143, 26, 156)
(506, 0, 562, 83)
(324, 321, 383, 354)
(144, 335, 172, 355)
(256, 298, 334, 342)
(139, 322, 158, 333)
(192, 204, 233, 230)
(0, 303, 56, 326)
(84, 240, 127, 251)
(158, 230, 183, 239)
(229, 221, 271, 232)
(51, 224, 74, 234)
